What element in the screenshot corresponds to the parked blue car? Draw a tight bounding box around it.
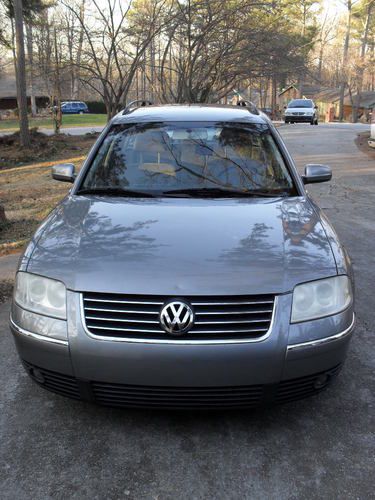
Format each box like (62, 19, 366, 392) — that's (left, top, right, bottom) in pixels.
(61, 101, 89, 114)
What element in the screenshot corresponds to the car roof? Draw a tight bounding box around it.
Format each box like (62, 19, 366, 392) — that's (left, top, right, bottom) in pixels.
(289, 98, 313, 104)
(112, 104, 269, 125)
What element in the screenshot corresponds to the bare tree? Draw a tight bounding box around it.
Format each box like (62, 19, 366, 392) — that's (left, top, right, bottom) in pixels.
(61, 0, 171, 119)
(153, 0, 279, 104)
(316, 10, 337, 81)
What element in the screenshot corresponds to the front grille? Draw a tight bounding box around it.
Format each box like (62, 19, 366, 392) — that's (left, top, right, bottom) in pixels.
(22, 361, 81, 400)
(82, 292, 275, 341)
(92, 381, 264, 409)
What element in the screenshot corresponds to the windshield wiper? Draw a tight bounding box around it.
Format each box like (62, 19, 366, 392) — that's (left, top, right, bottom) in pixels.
(162, 187, 290, 198)
(76, 187, 157, 198)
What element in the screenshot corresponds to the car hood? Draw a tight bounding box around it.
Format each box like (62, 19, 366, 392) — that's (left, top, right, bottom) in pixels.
(26, 196, 337, 295)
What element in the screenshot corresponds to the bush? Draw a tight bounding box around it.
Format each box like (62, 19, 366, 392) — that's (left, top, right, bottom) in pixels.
(86, 101, 107, 114)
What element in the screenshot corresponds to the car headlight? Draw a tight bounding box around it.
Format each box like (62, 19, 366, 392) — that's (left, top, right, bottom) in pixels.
(291, 275, 352, 323)
(14, 272, 66, 319)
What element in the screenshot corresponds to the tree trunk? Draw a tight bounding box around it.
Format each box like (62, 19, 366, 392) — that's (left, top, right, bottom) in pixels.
(14, 0, 30, 147)
(339, 1, 352, 122)
(317, 45, 324, 82)
(353, 2, 374, 122)
(271, 77, 277, 120)
(0, 205, 6, 224)
(53, 28, 62, 134)
(26, 23, 37, 116)
(72, 0, 85, 99)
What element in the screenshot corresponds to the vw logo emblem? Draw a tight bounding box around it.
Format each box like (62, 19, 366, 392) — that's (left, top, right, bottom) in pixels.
(160, 300, 194, 336)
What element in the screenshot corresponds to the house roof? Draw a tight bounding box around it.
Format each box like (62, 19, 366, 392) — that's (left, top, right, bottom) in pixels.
(279, 84, 322, 98)
(349, 91, 375, 109)
(0, 76, 50, 99)
(314, 88, 375, 108)
(314, 88, 341, 102)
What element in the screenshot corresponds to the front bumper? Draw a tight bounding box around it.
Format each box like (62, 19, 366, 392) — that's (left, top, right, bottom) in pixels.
(285, 115, 314, 123)
(10, 292, 355, 409)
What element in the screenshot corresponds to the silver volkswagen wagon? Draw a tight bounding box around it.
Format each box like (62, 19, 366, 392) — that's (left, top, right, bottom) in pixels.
(10, 103, 355, 409)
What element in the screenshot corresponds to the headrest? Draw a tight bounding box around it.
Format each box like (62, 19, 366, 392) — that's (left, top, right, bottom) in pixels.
(218, 127, 252, 148)
(171, 129, 208, 140)
(133, 130, 171, 153)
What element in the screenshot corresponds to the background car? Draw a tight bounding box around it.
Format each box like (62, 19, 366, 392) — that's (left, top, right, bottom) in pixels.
(284, 99, 318, 125)
(260, 107, 272, 117)
(60, 101, 89, 114)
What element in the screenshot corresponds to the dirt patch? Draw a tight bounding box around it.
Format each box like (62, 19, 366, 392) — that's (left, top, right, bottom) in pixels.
(355, 131, 375, 159)
(0, 280, 13, 303)
(0, 129, 98, 170)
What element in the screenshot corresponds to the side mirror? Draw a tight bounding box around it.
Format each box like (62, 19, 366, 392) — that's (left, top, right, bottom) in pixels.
(52, 163, 76, 183)
(314, 105, 318, 110)
(302, 164, 332, 184)
(284, 105, 287, 109)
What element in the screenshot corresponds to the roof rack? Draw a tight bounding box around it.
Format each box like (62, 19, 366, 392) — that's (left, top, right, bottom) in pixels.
(122, 99, 153, 115)
(237, 99, 260, 115)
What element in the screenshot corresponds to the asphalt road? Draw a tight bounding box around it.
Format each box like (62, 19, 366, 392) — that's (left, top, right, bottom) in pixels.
(1, 123, 374, 499)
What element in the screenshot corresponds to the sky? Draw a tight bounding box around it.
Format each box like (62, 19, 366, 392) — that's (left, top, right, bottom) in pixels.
(321, 0, 346, 15)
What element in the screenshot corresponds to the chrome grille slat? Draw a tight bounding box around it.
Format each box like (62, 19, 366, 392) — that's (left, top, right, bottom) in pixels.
(84, 325, 269, 334)
(82, 293, 275, 341)
(86, 316, 160, 324)
(195, 309, 272, 315)
(85, 307, 159, 315)
(86, 325, 162, 333)
(191, 300, 273, 306)
(84, 298, 163, 305)
(192, 329, 268, 334)
(195, 319, 270, 325)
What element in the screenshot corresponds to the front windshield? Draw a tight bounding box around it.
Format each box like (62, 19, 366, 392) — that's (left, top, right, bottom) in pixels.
(287, 100, 313, 109)
(80, 122, 296, 196)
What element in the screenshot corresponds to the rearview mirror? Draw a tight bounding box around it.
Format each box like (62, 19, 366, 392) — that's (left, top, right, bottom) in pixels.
(302, 164, 332, 184)
(52, 163, 76, 183)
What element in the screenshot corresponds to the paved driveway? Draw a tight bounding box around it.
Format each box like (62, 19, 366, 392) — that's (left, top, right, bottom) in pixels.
(0, 123, 374, 499)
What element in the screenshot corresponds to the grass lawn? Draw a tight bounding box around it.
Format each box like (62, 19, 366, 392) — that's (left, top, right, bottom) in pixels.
(0, 113, 108, 131)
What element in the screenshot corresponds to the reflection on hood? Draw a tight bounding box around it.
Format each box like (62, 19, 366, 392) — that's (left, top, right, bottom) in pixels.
(27, 195, 337, 295)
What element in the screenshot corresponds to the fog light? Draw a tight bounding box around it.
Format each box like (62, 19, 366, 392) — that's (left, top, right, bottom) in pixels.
(314, 374, 329, 389)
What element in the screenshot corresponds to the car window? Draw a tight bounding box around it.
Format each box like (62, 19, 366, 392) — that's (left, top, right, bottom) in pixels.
(80, 122, 296, 195)
(287, 100, 313, 109)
